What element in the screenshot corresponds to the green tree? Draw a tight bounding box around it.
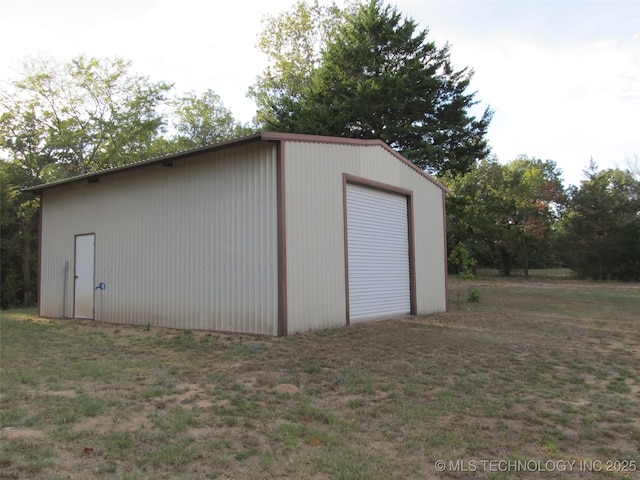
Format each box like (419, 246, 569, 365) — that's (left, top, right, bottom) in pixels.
(0, 55, 173, 307)
(443, 157, 504, 270)
(0, 162, 38, 307)
(170, 89, 255, 149)
(501, 157, 565, 277)
(443, 156, 565, 276)
(1, 55, 173, 177)
(257, 0, 491, 175)
(559, 165, 640, 280)
(249, 0, 344, 127)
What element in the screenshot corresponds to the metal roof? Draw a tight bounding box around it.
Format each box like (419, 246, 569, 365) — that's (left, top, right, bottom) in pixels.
(23, 131, 449, 193)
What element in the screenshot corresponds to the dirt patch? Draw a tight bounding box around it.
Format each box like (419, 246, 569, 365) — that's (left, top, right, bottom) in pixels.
(0, 427, 46, 440)
(173, 382, 206, 402)
(1, 278, 639, 479)
(74, 414, 145, 435)
(274, 383, 300, 395)
(46, 389, 77, 398)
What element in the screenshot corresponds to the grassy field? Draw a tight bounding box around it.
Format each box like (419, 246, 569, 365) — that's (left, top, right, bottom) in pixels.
(1, 274, 639, 479)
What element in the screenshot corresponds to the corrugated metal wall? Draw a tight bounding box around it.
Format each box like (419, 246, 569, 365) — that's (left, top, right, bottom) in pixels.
(39, 142, 278, 334)
(284, 142, 447, 334)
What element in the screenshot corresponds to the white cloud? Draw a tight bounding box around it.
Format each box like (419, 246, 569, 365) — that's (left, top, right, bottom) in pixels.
(405, 0, 640, 185)
(1, 0, 638, 186)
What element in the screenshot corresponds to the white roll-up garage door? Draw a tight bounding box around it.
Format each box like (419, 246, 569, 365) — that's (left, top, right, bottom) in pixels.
(346, 183, 411, 322)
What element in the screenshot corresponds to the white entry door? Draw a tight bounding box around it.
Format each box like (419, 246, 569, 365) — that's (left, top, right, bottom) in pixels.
(346, 183, 411, 322)
(74, 234, 95, 319)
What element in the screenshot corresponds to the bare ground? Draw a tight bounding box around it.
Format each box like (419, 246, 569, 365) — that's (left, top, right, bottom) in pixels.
(1, 277, 639, 479)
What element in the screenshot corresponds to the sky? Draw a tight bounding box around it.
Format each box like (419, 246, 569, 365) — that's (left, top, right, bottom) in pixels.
(1, 0, 638, 187)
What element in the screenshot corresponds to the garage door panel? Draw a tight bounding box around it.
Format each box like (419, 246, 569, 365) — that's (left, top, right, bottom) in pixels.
(346, 183, 411, 322)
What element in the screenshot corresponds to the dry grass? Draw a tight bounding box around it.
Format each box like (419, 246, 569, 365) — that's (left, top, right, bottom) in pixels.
(1, 275, 639, 479)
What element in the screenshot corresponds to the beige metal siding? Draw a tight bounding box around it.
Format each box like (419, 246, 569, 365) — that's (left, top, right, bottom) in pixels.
(284, 142, 446, 334)
(39, 142, 278, 334)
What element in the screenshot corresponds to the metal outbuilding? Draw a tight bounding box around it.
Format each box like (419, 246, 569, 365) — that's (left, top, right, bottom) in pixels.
(27, 132, 449, 335)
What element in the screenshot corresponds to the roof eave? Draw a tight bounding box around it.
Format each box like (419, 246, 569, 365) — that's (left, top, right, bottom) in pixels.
(261, 132, 451, 193)
(21, 133, 265, 193)
(22, 131, 450, 194)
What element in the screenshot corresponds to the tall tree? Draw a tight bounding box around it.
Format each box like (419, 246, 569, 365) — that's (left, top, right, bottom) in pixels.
(443, 156, 565, 276)
(170, 89, 255, 150)
(249, 0, 344, 127)
(1, 55, 173, 177)
(501, 157, 565, 276)
(0, 55, 172, 307)
(0, 162, 38, 307)
(443, 157, 505, 271)
(559, 165, 640, 280)
(257, 0, 492, 175)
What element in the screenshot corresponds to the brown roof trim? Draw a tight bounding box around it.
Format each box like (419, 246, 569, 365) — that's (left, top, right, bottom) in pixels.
(23, 131, 450, 194)
(22, 133, 265, 193)
(260, 132, 451, 193)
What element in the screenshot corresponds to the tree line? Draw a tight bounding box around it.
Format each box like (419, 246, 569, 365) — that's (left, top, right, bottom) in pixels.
(2, 0, 639, 308)
(443, 157, 639, 281)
